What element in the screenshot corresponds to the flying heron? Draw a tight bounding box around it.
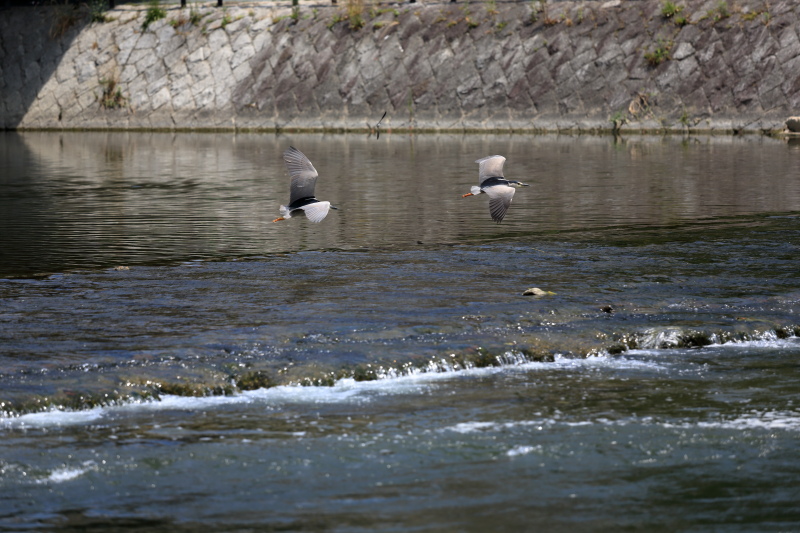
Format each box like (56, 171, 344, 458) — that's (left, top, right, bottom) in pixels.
(273, 146, 338, 223)
(462, 155, 529, 223)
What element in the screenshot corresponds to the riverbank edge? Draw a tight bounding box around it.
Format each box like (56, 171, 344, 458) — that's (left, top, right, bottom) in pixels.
(3, 0, 800, 134)
(11, 125, 800, 136)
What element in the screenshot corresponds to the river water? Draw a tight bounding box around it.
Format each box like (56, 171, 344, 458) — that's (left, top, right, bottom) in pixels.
(1, 131, 799, 531)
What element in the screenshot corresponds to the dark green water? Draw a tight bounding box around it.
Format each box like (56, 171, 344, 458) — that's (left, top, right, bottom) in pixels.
(1, 132, 799, 531)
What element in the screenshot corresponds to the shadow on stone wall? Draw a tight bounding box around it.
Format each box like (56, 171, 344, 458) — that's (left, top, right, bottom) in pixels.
(3, 1, 799, 132)
(0, 6, 89, 129)
(229, 0, 800, 133)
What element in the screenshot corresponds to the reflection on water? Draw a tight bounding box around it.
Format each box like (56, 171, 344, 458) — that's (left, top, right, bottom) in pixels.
(2, 132, 800, 532)
(1, 131, 799, 277)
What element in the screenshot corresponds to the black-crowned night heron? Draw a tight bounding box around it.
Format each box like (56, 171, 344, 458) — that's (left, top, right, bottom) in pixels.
(462, 155, 529, 223)
(273, 146, 338, 223)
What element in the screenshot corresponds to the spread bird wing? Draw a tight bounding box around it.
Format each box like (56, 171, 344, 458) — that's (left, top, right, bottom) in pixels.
(302, 201, 332, 223)
(475, 155, 506, 185)
(283, 146, 319, 204)
(483, 184, 515, 223)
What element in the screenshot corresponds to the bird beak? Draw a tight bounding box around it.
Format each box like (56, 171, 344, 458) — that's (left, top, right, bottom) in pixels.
(330, 206, 339, 210)
(521, 183, 530, 187)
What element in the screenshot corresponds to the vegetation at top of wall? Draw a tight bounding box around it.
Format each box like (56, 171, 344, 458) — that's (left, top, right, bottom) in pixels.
(88, 0, 111, 23)
(326, 12, 343, 28)
(345, 0, 365, 29)
(169, 3, 208, 30)
(327, 0, 408, 30)
(529, 0, 555, 25)
(217, 9, 243, 28)
(141, 0, 166, 31)
(660, 1, 687, 25)
(661, 1, 682, 19)
(710, 0, 730, 21)
(741, 6, 771, 24)
(431, 4, 493, 30)
(458, 5, 479, 29)
(273, 3, 311, 25)
(324, 0, 372, 30)
(48, 0, 82, 38)
(370, 6, 399, 18)
(189, 4, 205, 25)
(369, 5, 398, 28)
(48, 0, 115, 39)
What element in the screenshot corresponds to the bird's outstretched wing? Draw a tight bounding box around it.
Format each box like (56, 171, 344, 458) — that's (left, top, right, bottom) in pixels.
(475, 155, 506, 185)
(302, 201, 332, 223)
(484, 184, 515, 223)
(283, 146, 319, 203)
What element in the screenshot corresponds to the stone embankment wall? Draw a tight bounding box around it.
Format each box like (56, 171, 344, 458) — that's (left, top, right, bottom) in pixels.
(1, 0, 799, 133)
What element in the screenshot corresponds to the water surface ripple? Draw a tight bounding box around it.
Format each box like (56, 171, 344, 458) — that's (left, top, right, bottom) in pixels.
(1, 132, 799, 531)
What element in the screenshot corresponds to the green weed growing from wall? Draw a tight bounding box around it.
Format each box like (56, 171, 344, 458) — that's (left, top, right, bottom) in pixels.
(142, 0, 166, 30)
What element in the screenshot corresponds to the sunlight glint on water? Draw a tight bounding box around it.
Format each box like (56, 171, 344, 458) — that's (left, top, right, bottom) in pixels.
(1, 132, 800, 531)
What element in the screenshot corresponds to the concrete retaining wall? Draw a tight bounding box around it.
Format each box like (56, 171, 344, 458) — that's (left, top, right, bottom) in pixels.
(1, 0, 799, 132)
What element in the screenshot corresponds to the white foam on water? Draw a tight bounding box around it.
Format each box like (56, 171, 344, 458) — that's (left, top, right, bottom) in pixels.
(680, 411, 800, 432)
(36, 461, 97, 484)
(635, 332, 800, 353)
(592, 411, 800, 432)
(625, 336, 800, 370)
(248, 376, 431, 402)
(138, 373, 451, 412)
(708, 337, 800, 350)
(443, 420, 547, 434)
(446, 421, 502, 434)
(442, 409, 800, 439)
(549, 353, 667, 372)
(123, 393, 255, 412)
(0, 353, 668, 430)
(1, 407, 104, 429)
(506, 445, 542, 457)
(42, 467, 87, 484)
